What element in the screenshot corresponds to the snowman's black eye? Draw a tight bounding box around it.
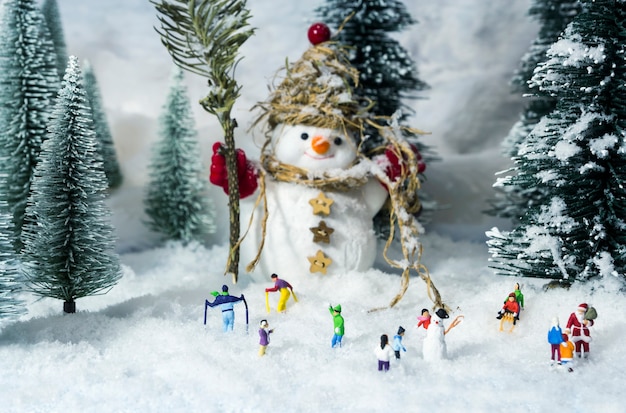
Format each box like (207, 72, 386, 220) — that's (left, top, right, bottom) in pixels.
(300, 133, 309, 140)
(333, 137, 343, 146)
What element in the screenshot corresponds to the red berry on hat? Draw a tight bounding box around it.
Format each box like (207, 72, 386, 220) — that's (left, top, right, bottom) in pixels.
(308, 23, 331, 45)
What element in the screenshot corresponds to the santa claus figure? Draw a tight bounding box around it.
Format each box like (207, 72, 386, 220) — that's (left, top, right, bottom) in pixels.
(565, 303, 594, 358)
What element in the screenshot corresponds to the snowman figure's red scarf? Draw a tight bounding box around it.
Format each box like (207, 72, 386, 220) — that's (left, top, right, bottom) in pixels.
(237, 124, 447, 313)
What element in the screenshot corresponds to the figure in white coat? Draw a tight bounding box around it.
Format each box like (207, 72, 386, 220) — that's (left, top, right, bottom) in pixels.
(209, 25, 424, 281)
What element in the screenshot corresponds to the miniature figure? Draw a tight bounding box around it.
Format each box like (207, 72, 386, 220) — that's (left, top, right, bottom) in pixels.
(258, 319, 274, 356)
(560, 330, 575, 372)
(417, 308, 431, 330)
(392, 326, 407, 359)
(512, 282, 524, 315)
(423, 308, 463, 362)
(329, 304, 344, 348)
(375, 334, 395, 371)
(496, 293, 520, 324)
(204, 285, 247, 332)
(265, 273, 297, 313)
(566, 303, 596, 358)
(547, 316, 563, 365)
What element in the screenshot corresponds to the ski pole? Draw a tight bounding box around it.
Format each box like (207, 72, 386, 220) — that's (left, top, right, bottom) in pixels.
(204, 299, 210, 325)
(265, 291, 270, 313)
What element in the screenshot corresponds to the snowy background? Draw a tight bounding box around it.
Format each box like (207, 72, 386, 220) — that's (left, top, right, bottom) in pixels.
(1, 1, 625, 412)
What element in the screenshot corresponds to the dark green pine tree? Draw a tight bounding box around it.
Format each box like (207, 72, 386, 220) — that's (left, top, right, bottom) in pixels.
(315, 0, 433, 234)
(487, 0, 582, 221)
(487, 0, 626, 286)
(0, 198, 26, 320)
(21, 56, 122, 314)
(0, 0, 60, 252)
(41, 0, 68, 81)
(83, 60, 124, 189)
(144, 68, 216, 244)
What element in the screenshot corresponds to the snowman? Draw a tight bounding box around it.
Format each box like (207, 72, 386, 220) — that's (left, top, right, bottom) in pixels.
(422, 308, 464, 362)
(210, 24, 425, 281)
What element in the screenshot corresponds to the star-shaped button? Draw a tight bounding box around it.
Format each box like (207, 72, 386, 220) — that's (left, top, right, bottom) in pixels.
(308, 250, 333, 274)
(310, 220, 334, 243)
(308, 192, 334, 216)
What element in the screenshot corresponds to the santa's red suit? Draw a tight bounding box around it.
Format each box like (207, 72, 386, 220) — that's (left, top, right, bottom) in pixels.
(566, 303, 593, 357)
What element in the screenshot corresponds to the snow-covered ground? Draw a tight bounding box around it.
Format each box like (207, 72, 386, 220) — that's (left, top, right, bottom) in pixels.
(2, 0, 624, 412)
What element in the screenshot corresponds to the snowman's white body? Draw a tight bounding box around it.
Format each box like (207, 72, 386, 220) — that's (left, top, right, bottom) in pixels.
(422, 314, 448, 361)
(239, 124, 388, 280)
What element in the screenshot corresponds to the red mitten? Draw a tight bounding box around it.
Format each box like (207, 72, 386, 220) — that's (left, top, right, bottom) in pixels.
(209, 142, 258, 198)
(381, 143, 426, 183)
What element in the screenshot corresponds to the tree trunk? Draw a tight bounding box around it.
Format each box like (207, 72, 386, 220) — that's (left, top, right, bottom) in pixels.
(224, 118, 240, 283)
(63, 300, 76, 314)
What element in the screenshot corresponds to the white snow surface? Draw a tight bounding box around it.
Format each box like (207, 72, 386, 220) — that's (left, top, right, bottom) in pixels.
(1, 0, 625, 412)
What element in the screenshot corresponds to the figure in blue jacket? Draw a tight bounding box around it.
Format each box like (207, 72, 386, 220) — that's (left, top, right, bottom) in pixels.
(392, 326, 407, 359)
(207, 285, 244, 332)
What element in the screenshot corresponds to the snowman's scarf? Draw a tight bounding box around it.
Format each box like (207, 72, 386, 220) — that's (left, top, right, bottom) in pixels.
(240, 126, 447, 313)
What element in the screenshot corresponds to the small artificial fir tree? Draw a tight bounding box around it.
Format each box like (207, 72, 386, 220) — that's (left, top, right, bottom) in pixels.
(41, 0, 68, 82)
(0, 0, 60, 252)
(0, 198, 25, 320)
(144, 68, 216, 244)
(21, 56, 122, 313)
(487, 0, 581, 221)
(314, 0, 432, 234)
(83, 60, 124, 189)
(487, 0, 626, 286)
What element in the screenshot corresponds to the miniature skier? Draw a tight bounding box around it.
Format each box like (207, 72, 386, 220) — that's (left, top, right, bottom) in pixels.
(392, 326, 407, 359)
(375, 334, 395, 372)
(205, 285, 246, 332)
(265, 273, 296, 313)
(560, 330, 575, 372)
(566, 303, 595, 358)
(417, 308, 431, 330)
(422, 308, 463, 362)
(547, 316, 564, 365)
(258, 319, 274, 356)
(329, 304, 344, 348)
(496, 293, 520, 324)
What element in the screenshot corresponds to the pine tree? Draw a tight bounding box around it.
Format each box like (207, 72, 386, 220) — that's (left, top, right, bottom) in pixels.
(487, 0, 626, 286)
(0, 198, 25, 320)
(487, 0, 581, 220)
(315, 0, 433, 234)
(83, 60, 124, 189)
(0, 0, 60, 252)
(144, 68, 216, 244)
(41, 0, 68, 81)
(21, 56, 122, 313)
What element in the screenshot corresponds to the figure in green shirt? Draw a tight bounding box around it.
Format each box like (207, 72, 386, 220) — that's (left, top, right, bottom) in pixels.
(329, 304, 344, 348)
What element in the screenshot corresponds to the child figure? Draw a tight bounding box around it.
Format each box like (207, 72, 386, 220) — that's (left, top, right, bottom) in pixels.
(513, 283, 524, 316)
(392, 326, 407, 359)
(496, 293, 520, 324)
(547, 316, 564, 365)
(417, 308, 431, 330)
(560, 330, 575, 372)
(375, 334, 395, 372)
(329, 304, 344, 348)
(258, 319, 274, 356)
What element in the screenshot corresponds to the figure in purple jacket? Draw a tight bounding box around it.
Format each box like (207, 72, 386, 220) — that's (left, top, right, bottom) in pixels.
(258, 319, 274, 356)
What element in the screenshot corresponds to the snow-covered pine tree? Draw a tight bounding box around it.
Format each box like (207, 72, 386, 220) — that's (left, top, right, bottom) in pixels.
(314, 0, 433, 234)
(487, 0, 581, 221)
(144, 68, 215, 244)
(83, 60, 124, 189)
(0, 0, 60, 253)
(41, 0, 68, 82)
(0, 197, 25, 321)
(487, 0, 626, 286)
(21, 56, 122, 314)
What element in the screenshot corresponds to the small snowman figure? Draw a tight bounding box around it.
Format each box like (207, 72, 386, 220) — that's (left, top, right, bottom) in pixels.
(210, 23, 424, 280)
(422, 308, 463, 362)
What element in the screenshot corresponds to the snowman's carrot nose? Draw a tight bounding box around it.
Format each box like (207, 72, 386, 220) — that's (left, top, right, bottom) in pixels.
(311, 136, 330, 154)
